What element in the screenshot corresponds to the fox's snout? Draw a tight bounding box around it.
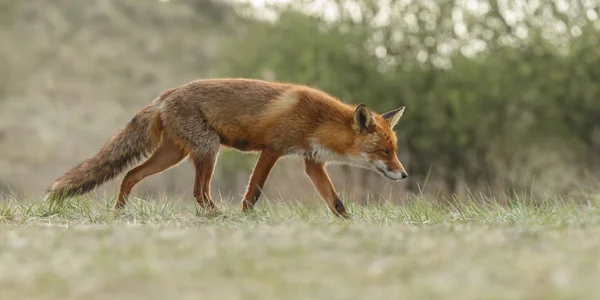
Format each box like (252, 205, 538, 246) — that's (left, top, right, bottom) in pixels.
(373, 157, 408, 181)
(388, 169, 408, 181)
(383, 168, 408, 181)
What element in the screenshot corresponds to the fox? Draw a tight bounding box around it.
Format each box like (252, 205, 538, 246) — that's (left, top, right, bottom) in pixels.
(44, 78, 407, 217)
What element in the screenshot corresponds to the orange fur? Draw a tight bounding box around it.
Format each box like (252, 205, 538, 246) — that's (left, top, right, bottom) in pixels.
(44, 78, 408, 217)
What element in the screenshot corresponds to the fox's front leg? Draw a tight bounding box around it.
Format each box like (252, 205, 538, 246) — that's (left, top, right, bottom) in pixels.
(303, 159, 349, 218)
(241, 149, 281, 211)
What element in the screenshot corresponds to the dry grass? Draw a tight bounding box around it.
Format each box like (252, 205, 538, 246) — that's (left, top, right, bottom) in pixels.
(1, 194, 600, 300)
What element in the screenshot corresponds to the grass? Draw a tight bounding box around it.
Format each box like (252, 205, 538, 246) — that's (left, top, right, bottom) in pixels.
(1, 194, 600, 300)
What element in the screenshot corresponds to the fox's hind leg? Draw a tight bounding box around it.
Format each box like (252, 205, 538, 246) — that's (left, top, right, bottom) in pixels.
(116, 135, 187, 209)
(190, 153, 218, 209)
(187, 134, 220, 209)
(160, 100, 221, 209)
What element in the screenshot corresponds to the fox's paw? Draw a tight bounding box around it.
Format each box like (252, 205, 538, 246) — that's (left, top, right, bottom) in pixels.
(194, 201, 220, 214)
(241, 200, 255, 212)
(333, 200, 351, 219)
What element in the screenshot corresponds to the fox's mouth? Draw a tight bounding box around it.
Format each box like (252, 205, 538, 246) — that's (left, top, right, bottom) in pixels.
(375, 166, 405, 181)
(376, 166, 398, 181)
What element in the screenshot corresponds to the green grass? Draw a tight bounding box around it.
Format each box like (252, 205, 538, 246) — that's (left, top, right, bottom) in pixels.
(1, 194, 600, 300)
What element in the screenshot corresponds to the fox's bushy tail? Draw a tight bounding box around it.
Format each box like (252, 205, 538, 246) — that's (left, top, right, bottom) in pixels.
(44, 104, 162, 203)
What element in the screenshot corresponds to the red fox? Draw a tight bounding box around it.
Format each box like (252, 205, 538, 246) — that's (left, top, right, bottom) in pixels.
(45, 78, 407, 217)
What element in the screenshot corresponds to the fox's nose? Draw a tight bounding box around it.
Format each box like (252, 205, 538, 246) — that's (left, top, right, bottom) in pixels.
(401, 172, 408, 179)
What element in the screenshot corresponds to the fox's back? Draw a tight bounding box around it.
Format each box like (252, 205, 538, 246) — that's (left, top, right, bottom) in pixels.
(160, 78, 354, 152)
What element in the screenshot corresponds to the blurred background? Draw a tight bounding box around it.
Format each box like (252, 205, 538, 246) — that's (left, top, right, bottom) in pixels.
(0, 0, 598, 205)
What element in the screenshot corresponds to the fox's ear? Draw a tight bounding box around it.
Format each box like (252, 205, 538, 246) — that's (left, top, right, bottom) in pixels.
(352, 103, 376, 134)
(381, 106, 405, 129)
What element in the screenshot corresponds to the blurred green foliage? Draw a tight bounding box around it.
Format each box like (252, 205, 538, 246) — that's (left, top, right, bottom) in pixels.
(217, 0, 600, 194)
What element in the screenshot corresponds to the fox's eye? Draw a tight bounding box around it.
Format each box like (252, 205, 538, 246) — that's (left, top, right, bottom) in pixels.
(381, 149, 390, 155)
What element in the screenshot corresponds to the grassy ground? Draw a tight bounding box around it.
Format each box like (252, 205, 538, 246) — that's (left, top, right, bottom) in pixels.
(1, 194, 600, 300)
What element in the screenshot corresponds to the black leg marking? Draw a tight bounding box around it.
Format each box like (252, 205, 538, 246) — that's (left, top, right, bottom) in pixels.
(334, 199, 349, 218)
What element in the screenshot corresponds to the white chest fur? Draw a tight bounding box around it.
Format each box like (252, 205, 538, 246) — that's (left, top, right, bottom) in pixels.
(292, 139, 370, 168)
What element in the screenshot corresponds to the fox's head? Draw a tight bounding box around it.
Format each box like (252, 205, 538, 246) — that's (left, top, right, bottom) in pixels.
(349, 103, 408, 181)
